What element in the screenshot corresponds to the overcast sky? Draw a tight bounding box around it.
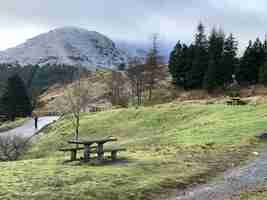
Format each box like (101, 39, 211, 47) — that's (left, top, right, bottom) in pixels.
(0, 0, 267, 51)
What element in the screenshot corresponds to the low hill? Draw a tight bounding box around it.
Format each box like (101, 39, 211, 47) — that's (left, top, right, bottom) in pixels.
(37, 65, 267, 114)
(37, 69, 112, 114)
(1, 103, 267, 199)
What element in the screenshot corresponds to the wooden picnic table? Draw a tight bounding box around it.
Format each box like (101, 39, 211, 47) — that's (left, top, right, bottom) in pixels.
(68, 138, 118, 161)
(227, 97, 247, 106)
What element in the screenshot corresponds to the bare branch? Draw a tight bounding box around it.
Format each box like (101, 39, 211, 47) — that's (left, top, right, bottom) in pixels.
(0, 135, 30, 161)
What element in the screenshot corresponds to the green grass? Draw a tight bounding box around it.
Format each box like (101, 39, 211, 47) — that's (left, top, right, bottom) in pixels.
(1, 103, 267, 200)
(228, 190, 267, 200)
(0, 118, 30, 133)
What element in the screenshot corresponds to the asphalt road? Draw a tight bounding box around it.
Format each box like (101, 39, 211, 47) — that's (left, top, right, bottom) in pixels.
(0, 116, 59, 138)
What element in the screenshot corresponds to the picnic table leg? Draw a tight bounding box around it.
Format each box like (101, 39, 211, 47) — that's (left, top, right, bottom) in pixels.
(97, 143, 104, 161)
(111, 151, 117, 161)
(71, 150, 77, 161)
(84, 145, 91, 162)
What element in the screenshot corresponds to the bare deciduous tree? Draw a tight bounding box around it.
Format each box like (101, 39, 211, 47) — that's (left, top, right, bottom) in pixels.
(109, 70, 131, 107)
(54, 69, 106, 142)
(145, 34, 164, 101)
(0, 135, 30, 161)
(126, 59, 146, 107)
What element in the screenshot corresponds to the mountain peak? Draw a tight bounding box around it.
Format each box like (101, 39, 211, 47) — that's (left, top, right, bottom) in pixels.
(49, 26, 99, 35)
(0, 27, 127, 70)
(53, 26, 88, 31)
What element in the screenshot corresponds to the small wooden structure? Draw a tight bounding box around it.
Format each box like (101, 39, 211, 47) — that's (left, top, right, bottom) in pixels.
(59, 137, 126, 162)
(226, 97, 247, 106)
(59, 147, 85, 161)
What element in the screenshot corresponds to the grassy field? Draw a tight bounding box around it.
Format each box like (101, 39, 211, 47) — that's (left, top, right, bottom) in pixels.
(1, 103, 267, 200)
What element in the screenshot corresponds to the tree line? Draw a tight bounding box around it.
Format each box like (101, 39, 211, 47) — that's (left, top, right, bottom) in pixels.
(168, 23, 267, 91)
(0, 74, 32, 121)
(0, 64, 86, 121)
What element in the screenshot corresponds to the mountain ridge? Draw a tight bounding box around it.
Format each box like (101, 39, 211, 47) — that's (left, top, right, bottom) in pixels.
(0, 27, 128, 70)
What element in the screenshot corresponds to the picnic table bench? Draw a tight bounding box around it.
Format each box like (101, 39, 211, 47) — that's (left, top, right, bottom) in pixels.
(60, 137, 126, 162)
(59, 147, 85, 161)
(89, 147, 126, 160)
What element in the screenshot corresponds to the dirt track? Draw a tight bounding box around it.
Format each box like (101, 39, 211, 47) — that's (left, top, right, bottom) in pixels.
(168, 145, 267, 200)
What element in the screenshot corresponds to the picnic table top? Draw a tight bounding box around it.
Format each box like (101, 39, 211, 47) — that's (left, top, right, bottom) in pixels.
(68, 137, 117, 145)
(231, 97, 241, 100)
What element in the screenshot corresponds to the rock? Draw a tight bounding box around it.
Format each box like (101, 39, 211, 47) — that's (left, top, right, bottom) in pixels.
(252, 152, 259, 156)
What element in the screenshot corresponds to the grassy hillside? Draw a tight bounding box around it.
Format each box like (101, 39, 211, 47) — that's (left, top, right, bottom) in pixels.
(1, 103, 267, 200)
(227, 190, 267, 200)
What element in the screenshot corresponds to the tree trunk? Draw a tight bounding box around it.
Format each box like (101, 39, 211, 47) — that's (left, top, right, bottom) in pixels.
(148, 87, 152, 101)
(75, 116, 79, 148)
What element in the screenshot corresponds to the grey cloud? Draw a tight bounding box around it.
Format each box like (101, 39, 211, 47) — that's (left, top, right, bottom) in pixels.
(0, 0, 267, 51)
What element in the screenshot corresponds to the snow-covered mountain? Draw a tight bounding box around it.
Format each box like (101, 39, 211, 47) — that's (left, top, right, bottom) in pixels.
(0, 27, 128, 70)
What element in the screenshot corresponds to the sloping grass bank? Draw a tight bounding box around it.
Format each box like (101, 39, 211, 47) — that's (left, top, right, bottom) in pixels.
(0, 118, 30, 133)
(227, 189, 267, 200)
(1, 103, 267, 200)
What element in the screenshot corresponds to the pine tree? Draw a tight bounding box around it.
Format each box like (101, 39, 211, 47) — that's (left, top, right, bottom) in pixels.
(237, 38, 266, 84)
(259, 36, 267, 85)
(259, 61, 267, 85)
(169, 41, 183, 84)
(203, 59, 217, 91)
(1, 74, 32, 121)
(252, 38, 266, 82)
(203, 28, 225, 90)
(263, 35, 267, 51)
(236, 40, 253, 84)
(221, 33, 238, 85)
(168, 41, 190, 87)
(260, 36, 267, 85)
(186, 23, 208, 89)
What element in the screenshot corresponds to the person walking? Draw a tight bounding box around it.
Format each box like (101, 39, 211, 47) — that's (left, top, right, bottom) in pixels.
(34, 115, 38, 129)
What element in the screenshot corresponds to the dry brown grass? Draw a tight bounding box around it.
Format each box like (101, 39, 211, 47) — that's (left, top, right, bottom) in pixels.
(37, 70, 112, 113)
(37, 65, 267, 112)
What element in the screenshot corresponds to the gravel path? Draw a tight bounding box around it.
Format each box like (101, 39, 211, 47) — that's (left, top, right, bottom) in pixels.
(0, 116, 59, 138)
(168, 147, 267, 200)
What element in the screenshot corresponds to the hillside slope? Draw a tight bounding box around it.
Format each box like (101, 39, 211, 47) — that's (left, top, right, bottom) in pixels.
(1, 103, 267, 199)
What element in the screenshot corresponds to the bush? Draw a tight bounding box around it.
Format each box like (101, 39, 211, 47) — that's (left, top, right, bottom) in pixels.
(0, 135, 31, 161)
